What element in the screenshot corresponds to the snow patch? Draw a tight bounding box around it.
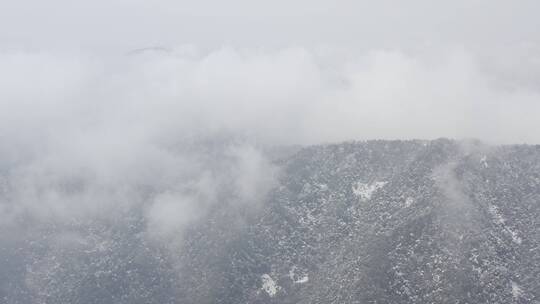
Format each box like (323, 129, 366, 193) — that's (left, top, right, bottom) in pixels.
(261, 274, 280, 297)
(352, 181, 387, 201)
(404, 197, 414, 207)
(510, 230, 523, 245)
(295, 275, 309, 283)
(488, 205, 505, 225)
(317, 183, 328, 191)
(289, 266, 309, 284)
(511, 281, 523, 299)
(488, 204, 522, 245)
(480, 155, 489, 168)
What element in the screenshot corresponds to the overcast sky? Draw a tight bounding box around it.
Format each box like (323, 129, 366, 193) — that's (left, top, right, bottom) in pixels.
(1, 0, 540, 52)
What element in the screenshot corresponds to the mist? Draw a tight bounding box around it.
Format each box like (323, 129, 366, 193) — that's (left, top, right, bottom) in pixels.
(1, 1, 540, 302)
(1, 43, 540, 248)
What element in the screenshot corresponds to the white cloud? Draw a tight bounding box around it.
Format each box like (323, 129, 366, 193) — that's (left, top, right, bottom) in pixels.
(1, 45, 539, 232)
(146, 192, 201, 240)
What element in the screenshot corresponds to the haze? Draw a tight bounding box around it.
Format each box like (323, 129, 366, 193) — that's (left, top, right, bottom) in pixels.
(0, 2, 540, 301)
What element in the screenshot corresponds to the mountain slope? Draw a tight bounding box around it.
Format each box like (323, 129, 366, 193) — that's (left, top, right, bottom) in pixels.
(1, 139, 539, 304)
(180, 139, 540, 304)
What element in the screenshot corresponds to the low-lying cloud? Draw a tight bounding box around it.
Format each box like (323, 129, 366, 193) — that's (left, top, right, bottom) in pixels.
(1, 44, 539, 233)
(0, 44, 539, 300)
(3, 46, 540, 147)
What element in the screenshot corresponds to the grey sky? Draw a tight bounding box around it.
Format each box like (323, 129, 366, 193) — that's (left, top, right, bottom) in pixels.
(1, 0, 539, 52)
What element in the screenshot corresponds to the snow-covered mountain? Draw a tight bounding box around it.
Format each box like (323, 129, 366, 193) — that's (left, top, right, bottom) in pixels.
(1, 139, 539, 303)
